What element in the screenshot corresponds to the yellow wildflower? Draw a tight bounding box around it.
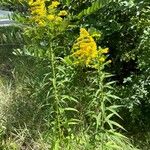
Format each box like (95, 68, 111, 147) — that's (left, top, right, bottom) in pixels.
(28, 0, 67, 26)
(28, 0, 46, 25)
(29, 0, 46, 17)
(70, 28, 111, 68)
(29, 0, 45, 8)
(72, 28, 98, 66)
(52, 1, 60, 7)
(30, 5, 46, 16)
(58, 10, 68, 17)
(49, 1, 60, 9)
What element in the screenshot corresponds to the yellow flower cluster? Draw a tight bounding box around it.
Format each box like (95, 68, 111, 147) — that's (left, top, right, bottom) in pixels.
(29, 0, 46, 15)
(28, 0, 67, 26)
(71, 28, 109, 67)
(72, 28, 98, 66)
(28, 0, 46, 26)
(47, 1, 67, 23)
(48, 1, 60, 9)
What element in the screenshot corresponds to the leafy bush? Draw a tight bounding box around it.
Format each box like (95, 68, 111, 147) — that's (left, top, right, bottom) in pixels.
(79, 0, 150, 131)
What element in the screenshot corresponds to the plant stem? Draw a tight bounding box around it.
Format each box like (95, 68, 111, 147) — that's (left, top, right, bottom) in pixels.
(49, 42, 62, 144)
(97, 65, 105, 150)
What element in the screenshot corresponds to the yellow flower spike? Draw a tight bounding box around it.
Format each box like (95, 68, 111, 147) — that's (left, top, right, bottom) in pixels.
(29, 1, 46, 14)
(28, 0, 47, 26)
(68, 28, 110, 68)
(58, 10, 68, 17)
(71, 28, 99, 66)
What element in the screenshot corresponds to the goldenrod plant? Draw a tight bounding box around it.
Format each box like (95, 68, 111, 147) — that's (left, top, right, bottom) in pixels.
(64, 28, 137, 150)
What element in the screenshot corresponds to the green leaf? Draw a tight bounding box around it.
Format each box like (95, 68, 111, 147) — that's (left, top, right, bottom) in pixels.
(61, 95, 78, 103)
(109, 120, 126, 131)
(107, 93, 120, 100)
(68, 119, 81, 125)
(64, 107, 79, 112)
(105, 113, 114, 121)
(106, 105, 122, 119)
(78, 0, 111, 19)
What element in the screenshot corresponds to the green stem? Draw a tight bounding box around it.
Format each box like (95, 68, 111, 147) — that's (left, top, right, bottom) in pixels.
(49, 43, 62, 143)
(97, 66, 105, 150)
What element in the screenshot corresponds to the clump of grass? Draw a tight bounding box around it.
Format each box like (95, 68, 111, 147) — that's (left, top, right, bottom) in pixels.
(0, 81, 13, 149)
(0, 80, 48, 149)
(0, 81, 13, 123)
